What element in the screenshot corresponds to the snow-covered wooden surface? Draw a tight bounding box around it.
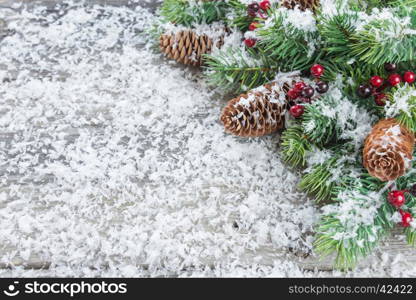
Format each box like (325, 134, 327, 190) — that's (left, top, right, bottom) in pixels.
(0, 0, 415, 277)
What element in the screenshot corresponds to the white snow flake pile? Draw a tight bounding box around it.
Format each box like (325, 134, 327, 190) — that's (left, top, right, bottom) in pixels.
(0, 0, 415, 277)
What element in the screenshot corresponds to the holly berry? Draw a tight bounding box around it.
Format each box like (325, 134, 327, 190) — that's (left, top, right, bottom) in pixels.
(374, 93, 387, 106)
(287, 89, 299, 100)
(400, 211, 413, 227)
(357, 84, 372, 98)
(249, 22, 259, 31)
(290, 104, 304, 118)
(259, 0, 271, 10)
(370, 76, 384, 88)
(311, 64, 324, 78)
(293, 82, 306, 92)
(315, 81, 329, 94)
(384, 63, 397, 73)
(388, 190, 406, 208)
(388, 74, 402, 86)
(247, 3, 260, 17)
(301, 86, 315, 98)
(404, 71, 416, 84)
(244, 38, 256, 48)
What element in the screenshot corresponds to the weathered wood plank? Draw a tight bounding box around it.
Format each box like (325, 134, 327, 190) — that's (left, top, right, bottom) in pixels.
(0, 0, 415, 276)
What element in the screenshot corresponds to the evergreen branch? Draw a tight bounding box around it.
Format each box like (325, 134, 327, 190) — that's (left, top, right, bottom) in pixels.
(405, 227, 416, 246)
(299, 156, 339, 203)
(257, 8, 318, 65)
(386, 84, 416, 133)
(280, 125, 312, 168)
(349, 11, 416, 66)
(302, 99, 340, 146)
(203, 47, 279, 92)
(159, 0, 230, 27)
(225, 0, 254, 31)
(318, 12, 358, 63)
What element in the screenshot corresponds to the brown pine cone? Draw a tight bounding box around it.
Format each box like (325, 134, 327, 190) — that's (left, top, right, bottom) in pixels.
(159, 30, 223, 67)
(220, 82, 291, 137)
(282, 0, 320, 11)
(363, 118, 415, 182)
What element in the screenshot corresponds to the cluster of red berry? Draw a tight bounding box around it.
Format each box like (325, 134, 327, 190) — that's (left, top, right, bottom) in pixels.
(388, 189, 414, 227)
(287, 64, 328, 118)
(244, 1, 271, 48)
(357, 63, 416, 106)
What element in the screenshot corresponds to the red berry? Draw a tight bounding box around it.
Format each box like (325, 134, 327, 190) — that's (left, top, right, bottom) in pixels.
(374, 93, 387, 106)
(388, 190, 406, 208)
(370, 76, 383, 88)
(248, 22, 259, 31)
(290, 104, 304, 118)
(311, 64, 324, 78)
(404, 71, 416, 84)
(244, 38, 256, 48)
(388, 74, 402, 86)
(293, 82, 306, 92)
(259, 0, 270, 10)
(287, 89, 299, 100)
(400, 211, 413, 227)
(300, 97, 311, 103)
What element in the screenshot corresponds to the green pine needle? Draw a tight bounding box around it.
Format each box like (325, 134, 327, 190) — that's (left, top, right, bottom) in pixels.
(280, 125, 312, 168)
(299, 157, 339, 203)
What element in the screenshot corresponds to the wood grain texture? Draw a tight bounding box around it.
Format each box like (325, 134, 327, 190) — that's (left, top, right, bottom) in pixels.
(0, 0, 414, 275)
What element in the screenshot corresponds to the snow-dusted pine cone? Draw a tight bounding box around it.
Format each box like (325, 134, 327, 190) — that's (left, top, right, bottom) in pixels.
(363, 118, 415, 182)
(220, 82, 290, 137)
(159, 30, 223, 67)
(282, 0, 320, 11)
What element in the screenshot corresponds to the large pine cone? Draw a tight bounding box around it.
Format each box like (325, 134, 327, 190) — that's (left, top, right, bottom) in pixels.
(220, 82, 290, 137)
(363, 118, 415, 182)
(282, 0, 320, 11)
(159, 30, 223, 67)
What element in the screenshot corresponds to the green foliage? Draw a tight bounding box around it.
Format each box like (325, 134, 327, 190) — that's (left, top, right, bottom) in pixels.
(204, 47, 280, 93)
(318, 12, 357, 63)
(159, 0, 230, 26)
(314, 185, 395, 270)
(349, 10, 416, 66)
(257, 9, 318, 65)
(225, 0, 254, 31)
(280, 125, 312, 168)
(302, 99, 340, 146)
(299, 156, 339, 203)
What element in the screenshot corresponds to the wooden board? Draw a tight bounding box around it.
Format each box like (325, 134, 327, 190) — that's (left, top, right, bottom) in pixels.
(0, 0, 415, 275)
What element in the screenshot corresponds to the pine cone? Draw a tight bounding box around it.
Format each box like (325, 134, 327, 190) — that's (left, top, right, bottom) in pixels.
(159, 30, 223, 67)
(220, 82, 290, 137)
(363, 118, 415, 182)
(282, 0, 320, 11)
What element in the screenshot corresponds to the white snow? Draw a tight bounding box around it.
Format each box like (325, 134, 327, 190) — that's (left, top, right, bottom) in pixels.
(0, 0, 316, 277)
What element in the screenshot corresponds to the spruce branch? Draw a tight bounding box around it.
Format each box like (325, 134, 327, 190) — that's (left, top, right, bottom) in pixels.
(349, 10, 416, 66)
(302, 98, 340, 146)
(257, 8, 318, 65)
(281, 125, 312, 168)
(299, 156, 340, 203)
(386, 84, 416, 133)
(315, 185, 395, 270)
